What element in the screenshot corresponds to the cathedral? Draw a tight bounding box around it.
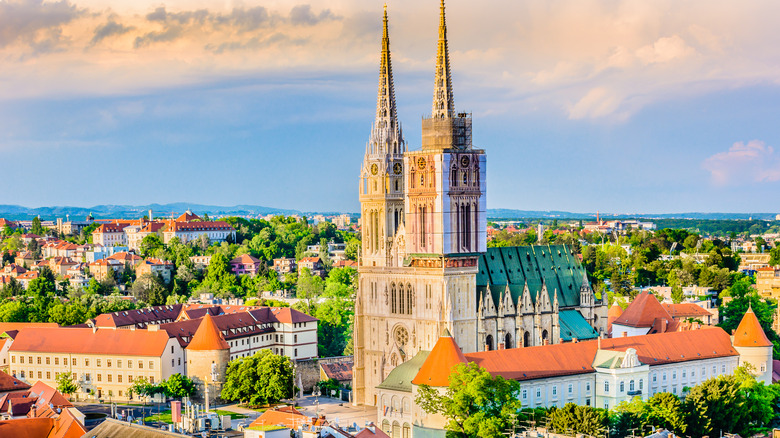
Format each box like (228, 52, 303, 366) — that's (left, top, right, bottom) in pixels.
(353, 1, 608, 407)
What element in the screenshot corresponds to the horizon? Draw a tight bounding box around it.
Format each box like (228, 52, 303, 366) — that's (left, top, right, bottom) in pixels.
(3, 0, 780, 212)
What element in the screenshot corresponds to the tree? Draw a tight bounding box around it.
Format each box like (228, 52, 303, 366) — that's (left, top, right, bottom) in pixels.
(140, 234, 164, 258)
(415, 362, 522, 438)
(296, 268, 323, 312)
(221, 350, 294, 406)
(160, 373, 196, 399)
(132, 273, 168, 305)
(770, 246, 780, 266)
(548, 403, 608, 435)
(56, 371, 79, 397)
(314, 297, 354, 357)
(644, 392, 686, 434)
(31, 217, 45, 236)
(129, 377, 155, 401)
(670, 286, 684, 304)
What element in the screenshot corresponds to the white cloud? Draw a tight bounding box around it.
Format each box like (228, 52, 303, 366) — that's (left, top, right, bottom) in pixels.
(702, 140, 780, 186)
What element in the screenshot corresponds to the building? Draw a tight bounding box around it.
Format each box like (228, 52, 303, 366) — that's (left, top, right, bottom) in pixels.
(92, 223, 130, 247)
(8, 326, 185, 400)
(189, 255, 212, 270)
(376, 310, 774, 438)
(298, 257, 325, 277)
(610, 291, 678, 338)
(136, 258, 174, 283)
(757, 267, 780, 298)
(0, 382, 87, 438)
(353, 2, 606, 407)
(273, 258, 297, 275)
(230, 254, 263, 276)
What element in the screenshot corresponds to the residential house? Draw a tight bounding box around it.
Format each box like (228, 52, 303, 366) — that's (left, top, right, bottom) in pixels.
(189, 255, 212, 270)
(88, 259, 123, 281)
(273, 258, 296, 275)
(135, 259, 174, 283)
(230, 254, 262, 276)
(757, 267, 780, 299)
(298, 257, 324, 277)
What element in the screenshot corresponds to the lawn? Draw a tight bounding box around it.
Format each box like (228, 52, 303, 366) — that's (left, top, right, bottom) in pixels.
(144, 409, 248, 424)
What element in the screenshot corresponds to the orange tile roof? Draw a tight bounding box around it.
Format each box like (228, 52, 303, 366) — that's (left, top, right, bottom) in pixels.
(733, 306, 773, 347)
(355, 424, 391, 438)
(662, 303, 712, 319)
(0, 369, 30, 393)
(248, 407, 308, 430)
(411, 329, 467, 386)
(270, 307, 318, 324)
(176, 211, 201, 222)
(613, 290, 677, 332)
(186, 314, 230, 351)
(465, 327, 737, 381)
(0, 323, 58, 335)
(9, 327, 172, 356)
(230, 254, 261, 264)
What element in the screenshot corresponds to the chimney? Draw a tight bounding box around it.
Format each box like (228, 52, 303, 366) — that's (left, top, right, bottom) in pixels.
(621, 332, 627, 337)
(597, 337, 602, 350)
(498, 342, 505, 350)
(30, 405, 36, 418)
(149, 209, 153, 221)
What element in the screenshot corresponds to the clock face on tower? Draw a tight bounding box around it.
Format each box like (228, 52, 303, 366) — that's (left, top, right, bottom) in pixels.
(417, 157, 427, 170)
(460, 155, 470, 167)
(371, 163, 378, 175)
(393, 163, 402, 174)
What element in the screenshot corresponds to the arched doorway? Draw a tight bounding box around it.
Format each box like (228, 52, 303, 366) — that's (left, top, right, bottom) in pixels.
(542, 330, 549, 343)
(523, 331, 530, 347)
(392, 421, 400, 438)
(485, 335, 493, 351)
(505, 333, 512, 349)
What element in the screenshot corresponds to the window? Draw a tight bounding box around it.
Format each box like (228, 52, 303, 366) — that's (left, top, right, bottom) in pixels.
(107, 374, 112, 382)
(54, 357, 58, 365)
(629, 380, 635, 392)
(97, 374, 102, 382)
(568, 384, 573, 393)
(107, 359, 112, 368)
(682, 370, 686, 378)
(762, 364, 767, 372)
(552, 386, 557, 396)
(72, 358, 76, 366)
(712, 366, 716, 375)
(11, 356, 14, 364)
(662, 372, 667, 381)
(522, 389, 527, 399)
(653, 373, 657, 382)
(46, 372, 51, 379)
(128, 361, 132, 369)
(37, 357, 41, 364)
(639, 379, 644, 390)
(672, 371, 676, 380)
(604, 382, 609, 393)
(97, 359, 101, 367)
(117, 360, 122, 368)
(171, 346, 174, 354)
(139, 361, 143, 369)
(20, 371, 24, 378)
(118, 375, 122, 383)
(536, 388, 541, 398)
(294, 335, 298, 343)
(178, 358, 181, 366)
(46, 357, 50, 365)
(722, 365, 726, 373)
(620, 381, 624, 393)
(586, 382, 591, 391)
(692, 369, 695, 377)
(294, 348, 298, 356)
(149, 361, 154, 370)
(85, 373, 90, 382)
(150, 376, 154, 384)
(38, 371, 42, 379)
(128, 375, 133, 382)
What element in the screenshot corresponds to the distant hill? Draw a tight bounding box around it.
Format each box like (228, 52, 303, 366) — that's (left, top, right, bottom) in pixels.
(485, 209, 779, 221)
(0, 204, 774, 221)
(0, 203, 301, 220)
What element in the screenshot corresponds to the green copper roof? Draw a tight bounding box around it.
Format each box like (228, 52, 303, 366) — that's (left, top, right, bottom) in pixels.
(593, 349, 625, 369)
(376, 350, 430, 393)
(559, 309, 599, 341)
(477, 245, 588, 308)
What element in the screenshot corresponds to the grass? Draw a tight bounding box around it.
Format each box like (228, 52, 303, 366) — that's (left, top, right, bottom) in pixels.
(143, 409, 247, 424)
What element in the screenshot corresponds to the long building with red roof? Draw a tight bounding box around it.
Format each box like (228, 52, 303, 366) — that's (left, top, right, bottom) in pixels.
(375, 309, 774, 437)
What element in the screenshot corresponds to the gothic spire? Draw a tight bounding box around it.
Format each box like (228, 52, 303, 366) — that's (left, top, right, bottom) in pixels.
(376, 3, 397, 128)
(432, 0, 455, 118)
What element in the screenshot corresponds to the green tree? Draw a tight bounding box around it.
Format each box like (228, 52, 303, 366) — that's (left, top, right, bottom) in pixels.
(643, 392, 686, 434)
(221, 350, 294, 406)
(160, 373, 196, 399)
(670, 286, 684, 304)
(549, 403, 608, 435)
(314, 297, 354, 357)
(56, 371, 79, 397)
(323, 267, 356, 298)
(128, 376, 155, 401)
(770, 246, 780, 266)
(415, 362, 522, 438)
(296, 268, 323, 312)
(131, 273, 168, 305)
(31, 217, 45, 236)
(140, 234, 164, 258)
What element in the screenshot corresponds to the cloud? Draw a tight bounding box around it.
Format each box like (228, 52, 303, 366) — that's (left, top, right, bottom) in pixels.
(0, 0, 82, 49)
(289, 5, 338, 26)
(134, 25, 183, 48)
(91, 19, 134, 45)
(636, 35, 696, 65)
(702, 140, 780, 186)
(567, 87, 624, 120)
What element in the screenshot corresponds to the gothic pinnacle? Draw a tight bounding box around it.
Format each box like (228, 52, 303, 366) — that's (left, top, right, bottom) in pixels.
(432, 0, 454, 118)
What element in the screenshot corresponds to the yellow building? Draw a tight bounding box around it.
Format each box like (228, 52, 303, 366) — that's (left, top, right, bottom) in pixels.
(8, 326, 184, 400)
(757, 267, 780, 298)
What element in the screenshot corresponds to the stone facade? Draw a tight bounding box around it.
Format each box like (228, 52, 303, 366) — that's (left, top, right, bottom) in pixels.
(353, 2, 606, 407)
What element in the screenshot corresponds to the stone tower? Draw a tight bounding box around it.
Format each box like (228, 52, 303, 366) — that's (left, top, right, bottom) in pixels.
(186, 313, 231, 400)
(359, 4, 407, 269)
(732, 305, 773, 385)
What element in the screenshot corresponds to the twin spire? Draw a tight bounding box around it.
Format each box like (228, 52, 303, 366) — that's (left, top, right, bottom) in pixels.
(375, 0, 455, 131)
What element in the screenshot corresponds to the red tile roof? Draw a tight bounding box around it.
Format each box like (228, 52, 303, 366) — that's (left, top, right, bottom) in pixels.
(230, 254, 261, 264)
(9, 327, 172, 356)
(355, 424, 391, 438)
(613, 290, 677, 332)
(662, 303, 712, 319)
(92, 305, 182, 328)
(412, 329, 467, 387)
(271, 307, 318, 324)
(106, 252, 142, 262)
(0, 370, 30, 393)
(169, 221, 232, 232)
(176, 211, 201, 222)
(320, 361, 353, 382)
(465, 327, 737, 381)
(248, 406, 308, 430)
(187, 314, 230, 351)
(733, 306, 772, 347)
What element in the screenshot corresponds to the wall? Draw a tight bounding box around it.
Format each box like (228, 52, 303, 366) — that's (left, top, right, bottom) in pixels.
(296, 356, 353, 393)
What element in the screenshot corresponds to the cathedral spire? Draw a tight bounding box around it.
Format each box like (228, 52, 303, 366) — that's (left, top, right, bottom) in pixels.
(432, 0, 454, 118)
(376, 3, 397, 129)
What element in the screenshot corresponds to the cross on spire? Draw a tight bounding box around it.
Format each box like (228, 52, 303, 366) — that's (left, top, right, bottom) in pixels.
(432, 0, 455, 118)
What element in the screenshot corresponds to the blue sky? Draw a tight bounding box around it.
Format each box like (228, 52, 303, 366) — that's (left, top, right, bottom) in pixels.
(2, 0, 780, 214)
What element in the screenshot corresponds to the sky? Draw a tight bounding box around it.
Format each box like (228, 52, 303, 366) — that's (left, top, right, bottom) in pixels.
(2, 0, 780, 214)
